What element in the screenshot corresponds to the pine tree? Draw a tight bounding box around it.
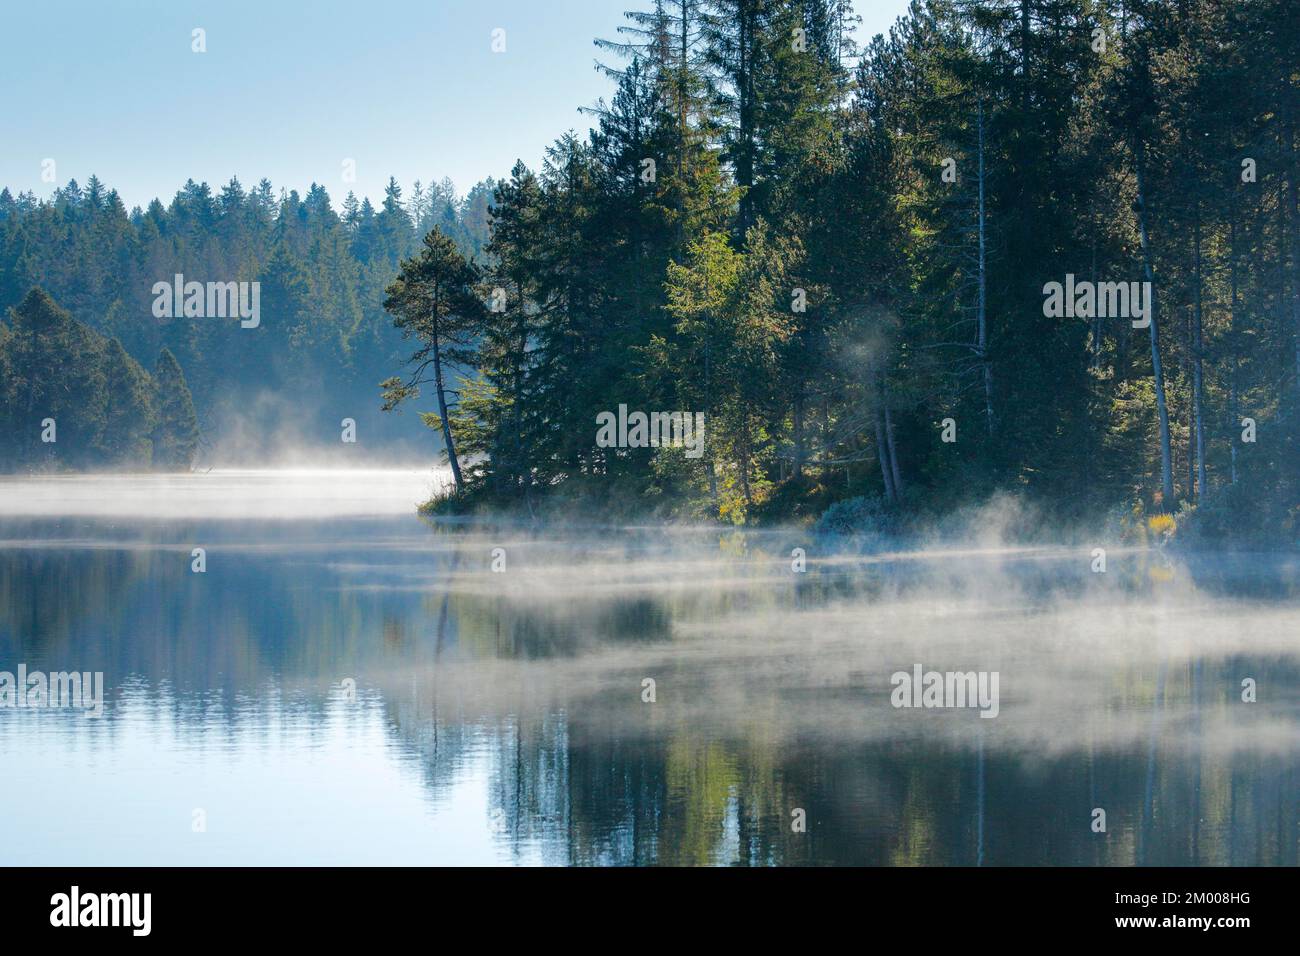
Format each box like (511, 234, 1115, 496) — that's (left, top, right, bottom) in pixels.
(381, 227, 487, 490)
(3, 288, 108, 467)
(152, 347, 199, 470)
(100, 337, 157, 465)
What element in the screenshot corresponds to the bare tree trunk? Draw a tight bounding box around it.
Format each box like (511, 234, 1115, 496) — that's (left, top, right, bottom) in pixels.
(735, 0, 757, 232)
(875, 406, 896, 503)
(1183, 306, 1193, 498)
(1192, 210, 1207, 498)
(431, 328, 464, 490)
(1019, 0, 1031, 104)
(739, 421, 753, 508)
(977, 101, 994, 435)
(705, 341, 718, 509)
(1230, 216, 1240, 486)
(1117, 302, 1132, 382)
(1090, 232, 1102, 370)
(1291, 142, 1300, 407)
(1135, 152, 1176, 507)
(516, 318, 531, 508)
(793, 391, 805, 480)
(884, 399, 903, 497)
(676, 1, 688, 182)
(1288, 94, 1300, 410)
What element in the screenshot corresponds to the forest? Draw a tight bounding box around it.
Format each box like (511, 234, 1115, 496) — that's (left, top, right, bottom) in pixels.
(382, 0, 1298, 544)
(2, 0, 1298, 544)
(0, 172, 494, 460)
(0, 289, 199, 471)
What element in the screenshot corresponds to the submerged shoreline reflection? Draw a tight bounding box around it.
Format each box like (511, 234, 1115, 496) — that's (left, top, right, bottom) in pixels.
(0, 471, 1296, 865)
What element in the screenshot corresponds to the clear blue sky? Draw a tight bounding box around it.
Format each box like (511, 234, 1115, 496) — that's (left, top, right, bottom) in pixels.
(2, 0, 912, 210)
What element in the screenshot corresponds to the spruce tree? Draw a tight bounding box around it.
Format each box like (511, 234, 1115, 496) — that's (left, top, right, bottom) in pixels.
(100, 337, 157, 466)
(152, 347, 199, 470)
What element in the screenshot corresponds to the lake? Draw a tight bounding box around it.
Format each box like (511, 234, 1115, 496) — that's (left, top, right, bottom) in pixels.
(1, 469, 1297, 865)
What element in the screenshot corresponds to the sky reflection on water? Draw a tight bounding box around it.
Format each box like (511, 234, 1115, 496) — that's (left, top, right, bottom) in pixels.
(1, 471, 1297, 865)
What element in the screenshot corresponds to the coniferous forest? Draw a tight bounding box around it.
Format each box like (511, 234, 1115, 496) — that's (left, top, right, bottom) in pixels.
(0, 174, 494, 464)
(4, 0, 1300, 890)
(3, 0, 1298, 544)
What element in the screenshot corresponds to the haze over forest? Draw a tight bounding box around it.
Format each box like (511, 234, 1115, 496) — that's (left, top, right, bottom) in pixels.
(1, 1, 1299, 879)
(1, 0, 1297, 546)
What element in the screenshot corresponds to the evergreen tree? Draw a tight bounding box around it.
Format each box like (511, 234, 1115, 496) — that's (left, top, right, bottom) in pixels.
(152, 347, 199, 470)
(2, 288, 107, 467)
(381, 228, 487, 489)
(100, 337, 157, 465)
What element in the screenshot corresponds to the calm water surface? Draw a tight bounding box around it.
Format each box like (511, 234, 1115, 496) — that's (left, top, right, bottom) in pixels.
(1, 470, 1297, 865)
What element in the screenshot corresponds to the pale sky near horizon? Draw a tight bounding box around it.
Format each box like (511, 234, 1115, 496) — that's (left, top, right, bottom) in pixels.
(1, 0, 913, 210)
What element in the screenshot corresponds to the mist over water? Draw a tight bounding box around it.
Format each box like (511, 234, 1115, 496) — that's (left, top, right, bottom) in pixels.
(0, 467, 450, 519)
(0, 469, 1297, 865)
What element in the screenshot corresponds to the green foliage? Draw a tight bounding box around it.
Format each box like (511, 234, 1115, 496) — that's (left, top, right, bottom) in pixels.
(382, 227, 488, 487)
(5, 0, 1295, 542)
(813, 494, 900, 541)
(2, 289, 109, 468)
(406, 0, 1297, 540)
(1175, 484, 1300, 551)
(100, 338, 157, 464)
(0, 289, 197, 471)
(0, 172, 493, 457)
(152, 347, 199, 470)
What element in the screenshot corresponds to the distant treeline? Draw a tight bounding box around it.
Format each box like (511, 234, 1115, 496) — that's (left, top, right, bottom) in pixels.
(0, 289, 199, 470)
(0, 173, 494, 459)
(378, 0, 1298, 543)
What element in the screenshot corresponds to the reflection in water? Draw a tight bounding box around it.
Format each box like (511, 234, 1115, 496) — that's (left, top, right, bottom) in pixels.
(0, 471, 1297, 865)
